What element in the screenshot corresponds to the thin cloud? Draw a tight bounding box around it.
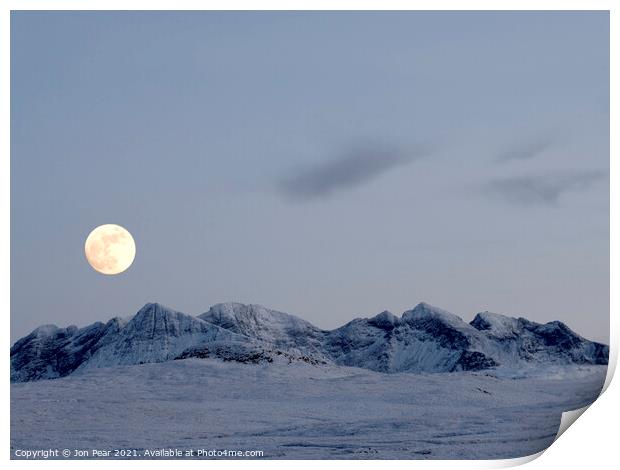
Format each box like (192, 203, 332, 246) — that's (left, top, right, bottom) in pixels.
(497, 136, 553, 162)
(279, 143, 427, 201)
(484, 170, 606, 206)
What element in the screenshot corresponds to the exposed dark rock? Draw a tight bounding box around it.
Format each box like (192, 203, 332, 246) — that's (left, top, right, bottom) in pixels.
(452, 351, 498, 372)
(11, 301, 609, 382)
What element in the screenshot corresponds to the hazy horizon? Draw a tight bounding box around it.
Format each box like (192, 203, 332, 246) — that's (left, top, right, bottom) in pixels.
(11, 11, 609, 343)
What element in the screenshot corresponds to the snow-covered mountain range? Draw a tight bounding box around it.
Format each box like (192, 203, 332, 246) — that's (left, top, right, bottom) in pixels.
(10, 301, 608, 382)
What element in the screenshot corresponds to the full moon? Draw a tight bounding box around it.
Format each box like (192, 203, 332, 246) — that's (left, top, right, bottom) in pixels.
(84, 224, 136, 275)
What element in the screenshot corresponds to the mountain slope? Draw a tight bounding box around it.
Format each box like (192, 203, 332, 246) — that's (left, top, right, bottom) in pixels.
(470, 311, 608, 365)
(10, 318, 126, 382)
(78, 303, 250, 370)
(323, 303, 498, 373)
(198, 302, 327, 356)
(11, 301, 608, 382)
(11, 303, 249, 381)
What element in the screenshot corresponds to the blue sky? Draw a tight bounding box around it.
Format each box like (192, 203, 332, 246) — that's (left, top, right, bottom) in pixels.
(11, 11, 609, 342)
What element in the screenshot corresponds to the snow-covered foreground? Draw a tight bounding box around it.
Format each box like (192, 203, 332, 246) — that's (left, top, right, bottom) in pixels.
(10, 359, 606, 460)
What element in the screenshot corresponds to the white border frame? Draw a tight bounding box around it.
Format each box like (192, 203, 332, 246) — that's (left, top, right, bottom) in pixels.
(2, 2, 616, 468)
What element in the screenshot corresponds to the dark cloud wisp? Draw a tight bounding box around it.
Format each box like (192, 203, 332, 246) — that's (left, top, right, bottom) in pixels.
(279, 144, 426, 201)
(497, 136, 554, 162)
(484, 170, 606, 206)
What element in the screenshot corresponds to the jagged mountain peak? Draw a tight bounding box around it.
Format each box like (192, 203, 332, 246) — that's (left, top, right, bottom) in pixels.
(33, 323, 73, 339)
(470, 311, 521, 338)
(404, 302, 461, 320)
(199, 302, 326, 354)
(132, 301, 209, 324)
(122, 301, 232, 341)
(10, 300, 609, 382)
(402, 302, 475, 332)
(471, 311, 583, 344)
(367, 310, 399, 329)
(203, 301, 304, 320)
(527, 320, 584, 348)
(105, 316, 128, 328)
(31, 324, 61, 335)
(11, 323, 81, 356)
(134, 301, 179, 317)
(126, 302, 194, 333)
(540, 320, 575, 332)
(200, 302, 322, 336)
(472, 310, 513, 322)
